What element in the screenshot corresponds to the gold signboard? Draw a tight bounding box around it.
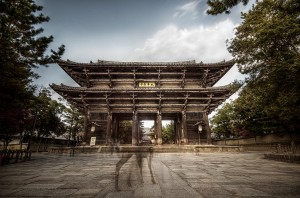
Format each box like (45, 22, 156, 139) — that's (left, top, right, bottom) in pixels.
(138, 82, 156, 87)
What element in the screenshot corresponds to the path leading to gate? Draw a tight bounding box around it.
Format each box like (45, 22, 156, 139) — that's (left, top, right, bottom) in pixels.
(0, 152, 299, 198)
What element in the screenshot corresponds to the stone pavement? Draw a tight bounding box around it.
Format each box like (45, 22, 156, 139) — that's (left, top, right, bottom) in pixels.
(0, 152, 299, 198)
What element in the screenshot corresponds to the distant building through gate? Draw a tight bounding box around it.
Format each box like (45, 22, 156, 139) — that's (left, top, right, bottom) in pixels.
(51, 59, 235, 145)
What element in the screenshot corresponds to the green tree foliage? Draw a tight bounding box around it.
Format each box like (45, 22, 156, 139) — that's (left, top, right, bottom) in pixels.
(207, 0, 249, 15)
(211, 0, 300, 137)
(162, 121, 175, 144)
(229, 0, 300, 133)
(145, 122, 175, 144)
(210, 103, 236, 138)
(118, 120, 144, 144)
(118, 120, 132, 144)
(64, 105, 83, 146)
(29, 88, 66, 151)
(148, 125, 155, 140)
(0, 0, 65, 146)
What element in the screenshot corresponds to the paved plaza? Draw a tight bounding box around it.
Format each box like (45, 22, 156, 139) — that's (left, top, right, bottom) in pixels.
(0, 152, 299, 198)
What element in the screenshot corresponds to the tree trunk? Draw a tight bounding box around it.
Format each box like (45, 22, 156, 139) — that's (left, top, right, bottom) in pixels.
(43, 138, 48, 151)
(37, 137, 42, 152)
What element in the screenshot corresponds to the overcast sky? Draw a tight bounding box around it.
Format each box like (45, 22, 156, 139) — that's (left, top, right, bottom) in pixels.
(34, 0, 255, 89)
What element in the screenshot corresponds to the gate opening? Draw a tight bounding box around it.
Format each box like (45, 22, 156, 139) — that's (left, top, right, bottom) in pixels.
(162, 120, 176, 144)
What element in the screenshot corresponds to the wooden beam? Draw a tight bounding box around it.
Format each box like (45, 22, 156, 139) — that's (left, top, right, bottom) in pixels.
(133, 68, 136, 88)
(157, 68, 161, 87)
(181, 111, 188, 144)
(83, 67, 90, 87)
(204, 94, 213, 111)
(183, 93, 189, 112)
(104, 93, 110, 110)
(107, 68, 112, 88)
(131, 93, 137, 112)
(132, 110, 138, 145)
(181, 68, 186, 88)
(71, 96, 227, 101)
(105, 110, 112, 145)
(86, 103, 216, 108)
(156, 110, 162, 145)
(200, 69, 209, 87)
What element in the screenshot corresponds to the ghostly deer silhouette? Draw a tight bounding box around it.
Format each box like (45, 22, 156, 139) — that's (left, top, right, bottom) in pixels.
(114, 147, 156, 191)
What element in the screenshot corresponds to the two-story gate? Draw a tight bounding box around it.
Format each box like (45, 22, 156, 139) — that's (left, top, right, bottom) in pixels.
(51, 59, 235, 145)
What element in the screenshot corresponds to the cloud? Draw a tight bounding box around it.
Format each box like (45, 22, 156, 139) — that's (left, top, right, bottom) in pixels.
(134, 19, 236, 63)
(173, 0, 200, 19)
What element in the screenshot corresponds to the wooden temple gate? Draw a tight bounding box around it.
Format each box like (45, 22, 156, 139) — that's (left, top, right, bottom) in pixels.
(51, 59, 234, 145)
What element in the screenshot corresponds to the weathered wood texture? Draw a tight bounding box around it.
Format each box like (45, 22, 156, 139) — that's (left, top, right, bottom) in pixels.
(51, 59, 235, 145)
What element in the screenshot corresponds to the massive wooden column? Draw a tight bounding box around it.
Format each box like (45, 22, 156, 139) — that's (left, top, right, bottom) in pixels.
(113, 117, 118, 143)
(156, 110, 162, 145)
(181, 111, 188, 144)
(203, 112, 211, 144)
(83, 113, 88, 143)
(132, 111, 138, 145)
(176, 115, 181, 144)
(105, 111, 112, 145)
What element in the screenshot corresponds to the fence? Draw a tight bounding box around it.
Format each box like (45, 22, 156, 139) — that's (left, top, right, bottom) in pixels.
(213, 133, 300, 152)
(0, 150, 32, 166)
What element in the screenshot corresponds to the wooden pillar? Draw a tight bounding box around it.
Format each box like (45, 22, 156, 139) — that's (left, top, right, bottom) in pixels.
(115, 119, 119, 144)
(83, 113, 88, 143)
(176, 116, 181, 144)
(181, 111, 188, 144)
(132, 111, 138, 145)
(203, 112, 211, 145)
(113, 117, 117, 143)
(156, 110, 162, 145)
(105, 111, 112, 145)
(177, 122, 181, 144)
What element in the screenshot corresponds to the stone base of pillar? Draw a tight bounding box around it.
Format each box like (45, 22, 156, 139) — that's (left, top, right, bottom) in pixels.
(132, 139, 137, 146)
(181, 138, 188, 144)
(157, 138, 162, 145)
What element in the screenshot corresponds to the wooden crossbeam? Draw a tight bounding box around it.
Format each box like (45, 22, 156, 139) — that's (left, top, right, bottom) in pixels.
(71, 96, 226, 101)
(84, 103, 216, 108)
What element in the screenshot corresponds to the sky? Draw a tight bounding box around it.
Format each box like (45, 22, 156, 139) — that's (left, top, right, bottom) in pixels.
(33, 0, 255, 125)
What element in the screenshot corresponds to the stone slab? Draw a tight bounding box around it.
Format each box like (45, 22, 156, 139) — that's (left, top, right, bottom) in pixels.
(0, 152, 299, 198)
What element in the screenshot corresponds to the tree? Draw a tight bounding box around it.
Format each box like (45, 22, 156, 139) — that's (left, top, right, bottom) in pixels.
(211, 103, 236, 138)
(34, 88, 66, 151)
(64, 105, 83, 146)
(23, 88, 66, 151)
(148, 125, 156, 140)
(0, 0, 65, 149)
(118, 120, 132, 144)
(117, 120, 145, 144)
(207, 0, 250, 15)
(228, 0, 300, 134)
(211, 0, 300, 136)
(162, 121, 175, 144)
